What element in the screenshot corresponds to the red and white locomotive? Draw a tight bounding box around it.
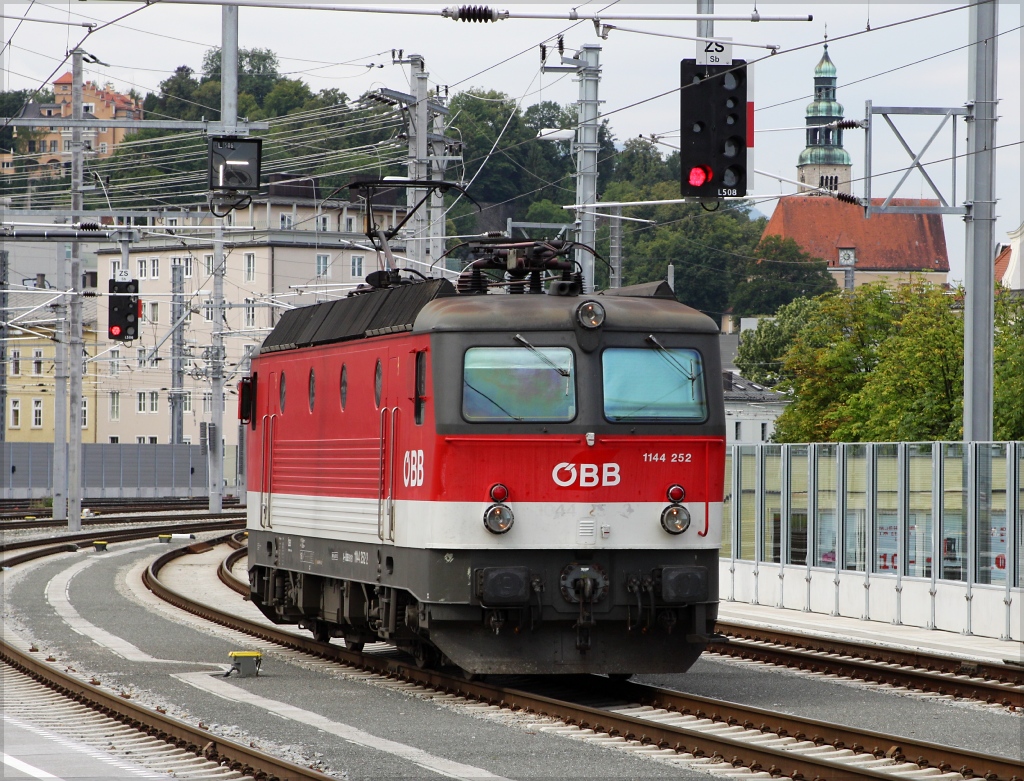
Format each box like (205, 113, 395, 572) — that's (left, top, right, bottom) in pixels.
(240, 234, 725, 675)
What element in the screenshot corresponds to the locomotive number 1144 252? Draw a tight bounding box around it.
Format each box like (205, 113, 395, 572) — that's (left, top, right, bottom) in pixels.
(642, 452, 693, 463)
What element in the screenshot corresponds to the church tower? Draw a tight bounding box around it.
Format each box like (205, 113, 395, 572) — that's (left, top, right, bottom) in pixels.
(797, 45, 852, 195)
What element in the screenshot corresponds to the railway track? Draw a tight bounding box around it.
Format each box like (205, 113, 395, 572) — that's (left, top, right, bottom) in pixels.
(3, 532, 1018, 781)
(0, 499, 242, 527)
(0, 523, 335, 781)
(156, 540, 1021, 781)
(710, 622, 1024, 711)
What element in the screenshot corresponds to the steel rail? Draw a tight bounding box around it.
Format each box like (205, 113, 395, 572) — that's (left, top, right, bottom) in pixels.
(0, 525, 338, 781)
(0, 517, 245, 566)
(0, 507, 245, 530)
(163, 543, 1021, 781)
(712, 622, 1023, 709)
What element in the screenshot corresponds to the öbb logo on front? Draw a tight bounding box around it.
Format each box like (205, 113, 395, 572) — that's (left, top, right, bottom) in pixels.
(552, 462, 621, 487)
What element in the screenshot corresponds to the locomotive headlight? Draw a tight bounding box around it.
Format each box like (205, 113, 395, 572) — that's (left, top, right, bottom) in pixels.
(660, 504, 691, 535)
(576, 301, 606, 329)
(483, 504, 515, 534)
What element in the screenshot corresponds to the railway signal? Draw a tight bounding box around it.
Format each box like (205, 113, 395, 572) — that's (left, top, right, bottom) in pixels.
(108, 278, 139, 342)
(679, 58, 750, 199)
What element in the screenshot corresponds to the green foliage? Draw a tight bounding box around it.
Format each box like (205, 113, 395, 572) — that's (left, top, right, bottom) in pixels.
(734, 296, 822, 388)
(262, 79, 313, 117)
(730, 234, 837, 317)
(611, 138, 669, 187)
(202, 47, 281, 106)
(768, 280, 1024, 444)
(834, 283, 964, 442)
(994, 288, 1024, 440)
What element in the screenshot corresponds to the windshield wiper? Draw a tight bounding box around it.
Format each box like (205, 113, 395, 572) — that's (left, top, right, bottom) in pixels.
(645, 334, 700, 383)
(514, 334, 570, 377)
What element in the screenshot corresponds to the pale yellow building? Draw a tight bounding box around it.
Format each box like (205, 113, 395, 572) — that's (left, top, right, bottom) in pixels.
(4, 291, 100, 443)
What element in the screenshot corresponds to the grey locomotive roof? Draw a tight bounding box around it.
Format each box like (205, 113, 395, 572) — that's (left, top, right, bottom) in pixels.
(260, 277, 717, 353)
(414, 292, 718, 334)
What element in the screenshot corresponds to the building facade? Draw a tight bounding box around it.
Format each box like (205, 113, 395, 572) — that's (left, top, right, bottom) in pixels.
(93, 188, 410, 450)
(1, 72, 142, 178)
(3, 291, 100, 444)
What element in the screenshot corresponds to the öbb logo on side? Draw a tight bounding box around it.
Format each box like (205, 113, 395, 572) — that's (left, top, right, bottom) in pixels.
(552, 462, 621, 488)
(403, 449, 424, 487)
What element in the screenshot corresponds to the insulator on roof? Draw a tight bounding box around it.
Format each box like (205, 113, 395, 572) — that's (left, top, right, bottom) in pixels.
(834, 191, 861, 205)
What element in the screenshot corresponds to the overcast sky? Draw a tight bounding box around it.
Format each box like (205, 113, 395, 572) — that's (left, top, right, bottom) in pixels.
(2, 1, 1021, 282)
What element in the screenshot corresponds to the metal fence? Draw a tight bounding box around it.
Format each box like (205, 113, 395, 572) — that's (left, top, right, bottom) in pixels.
(0, 443, 231, 500)
(722, 442, 1023, 641)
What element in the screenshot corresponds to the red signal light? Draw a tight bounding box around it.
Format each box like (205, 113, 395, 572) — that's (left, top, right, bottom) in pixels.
(110, 325, 122, 337)
(688, 165, 712, 188)
(489, 483, 509, 503)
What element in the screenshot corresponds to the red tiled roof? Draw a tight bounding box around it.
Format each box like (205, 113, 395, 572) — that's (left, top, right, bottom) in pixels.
(762, 196, 949, 272)
(54, 72, 73, 85)
(994, 244, 1011, 284)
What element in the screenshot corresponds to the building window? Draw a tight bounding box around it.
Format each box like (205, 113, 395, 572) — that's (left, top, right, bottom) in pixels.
(81, 398, 88, 429)
(280, 213, 293, 230)
(137, 348, 145, 368)
(109, 391, 120, 421)
(351, 255, 363, 279)
(203, 300, 214, 322)
(202, 392, 212, 414)
(109, 436, 119, 444)
(149, 436, 158, 445)
(316, 214, 330, 232)
(148, 349, 159, 368)
(136, 436, 146, 444)
(9, 399, 20, 428)
(244, 253, 255, 283)
(32, 349, 43, 375)
(316, 253, 330, 278)
(151, 257, 159, 279)
(183, 256, 193, 278)
(10, 349, 20, 376)
(149, 391, 159, 412)
(734, 421, 741, 440)
(244, 301, 256, 328)
(345, 217, 355, 232)
(32, 398, 43, 428)
(137, 257, 148, 279)
(110, 348, 120, 375)
(110, 259, 120, 279)
(49, 140, 58, 153)
(64, 140, 72, 152)
(148, 301, 159, 324)
(761, 422, 768, 441)
(204, 253, 214, 276)
(182, 435, 192, 445)
(137, 391, 146, 413)
(167, 217, 178, 227)
(182, 391, 193, 413)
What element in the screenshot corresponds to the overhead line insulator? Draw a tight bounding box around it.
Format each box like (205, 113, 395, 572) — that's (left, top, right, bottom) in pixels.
(835, 191, 861, 205)
(442, 5, 508, 22)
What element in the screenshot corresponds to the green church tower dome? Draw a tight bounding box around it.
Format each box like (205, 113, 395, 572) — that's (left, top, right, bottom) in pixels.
(798, 44, 851, 171)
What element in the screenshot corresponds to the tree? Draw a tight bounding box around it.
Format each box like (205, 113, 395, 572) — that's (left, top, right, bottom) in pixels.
(834, 282, 964, 442)
(729, 234, 837, 317)
(262, 79, 313, 117)
(734, 296, 822, 388)
(772, 283, 900, 442)
(202, 47, 281, 106)
(611, 138, 669, 187)
(994, 288, 1024, 440)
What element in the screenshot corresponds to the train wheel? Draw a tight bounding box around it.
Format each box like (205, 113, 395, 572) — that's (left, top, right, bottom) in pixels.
(312, 621, 332, 644)
(413, 643, 439, 669)
(344, 638, 365, 653)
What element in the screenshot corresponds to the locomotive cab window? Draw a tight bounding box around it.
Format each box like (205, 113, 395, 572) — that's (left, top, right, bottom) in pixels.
(463, 346, 576, 422)
(308, 368, 316, 411)
(279, 372, 287, 412)
(602, 347, 707, 422)
(414, 351, 426, 425)
(339, 364, 348, 410)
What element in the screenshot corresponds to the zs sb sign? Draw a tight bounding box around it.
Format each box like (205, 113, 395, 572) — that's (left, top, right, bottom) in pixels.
(551, 462, 621, 488)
